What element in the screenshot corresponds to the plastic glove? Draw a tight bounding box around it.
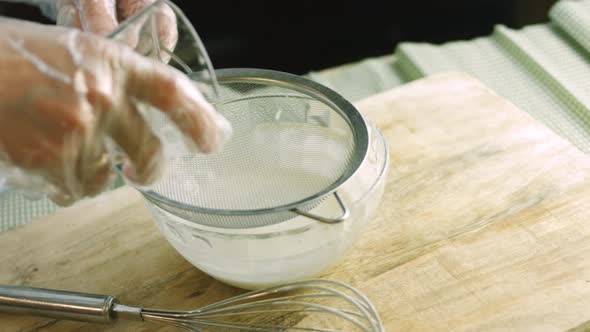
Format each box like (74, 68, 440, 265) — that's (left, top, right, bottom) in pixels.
(0, 17, 231, 206)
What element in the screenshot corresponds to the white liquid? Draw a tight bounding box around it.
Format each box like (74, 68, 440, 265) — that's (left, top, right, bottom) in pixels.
(149, 160, 385, 289)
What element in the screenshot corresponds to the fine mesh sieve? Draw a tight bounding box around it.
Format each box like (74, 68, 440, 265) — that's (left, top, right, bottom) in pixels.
(108, 0, 369, 228)
(141, 69, 369, 228)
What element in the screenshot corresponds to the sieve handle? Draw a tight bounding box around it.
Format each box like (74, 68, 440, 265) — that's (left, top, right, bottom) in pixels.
(293, 192, 350, 224)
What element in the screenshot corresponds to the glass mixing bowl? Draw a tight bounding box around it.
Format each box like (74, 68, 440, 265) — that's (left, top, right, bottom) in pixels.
(145, 119, 389, 290)
(110, 0, 390, 290)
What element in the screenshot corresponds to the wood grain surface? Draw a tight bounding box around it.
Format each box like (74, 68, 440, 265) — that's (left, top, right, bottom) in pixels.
(2, 72, 590, 331)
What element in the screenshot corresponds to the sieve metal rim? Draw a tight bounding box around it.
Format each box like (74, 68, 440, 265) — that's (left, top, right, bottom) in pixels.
(139, 68, 369, 219)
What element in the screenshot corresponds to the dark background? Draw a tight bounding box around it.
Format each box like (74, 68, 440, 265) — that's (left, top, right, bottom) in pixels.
(1, 0, 557, 75)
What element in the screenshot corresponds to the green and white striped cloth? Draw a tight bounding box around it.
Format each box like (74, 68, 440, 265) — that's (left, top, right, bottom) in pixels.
(310, 0, 590, 153)
(2, 0, 590, 232)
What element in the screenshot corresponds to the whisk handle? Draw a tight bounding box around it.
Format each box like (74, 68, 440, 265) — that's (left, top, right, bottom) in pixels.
(0, 285, 120, 324)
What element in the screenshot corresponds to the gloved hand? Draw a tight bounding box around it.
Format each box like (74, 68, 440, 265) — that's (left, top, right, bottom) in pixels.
(0, 17, 231, 206)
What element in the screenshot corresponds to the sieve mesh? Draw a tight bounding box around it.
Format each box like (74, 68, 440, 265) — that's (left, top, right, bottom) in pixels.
(140, 69, 368, 228)
(107, 2, 369, 228)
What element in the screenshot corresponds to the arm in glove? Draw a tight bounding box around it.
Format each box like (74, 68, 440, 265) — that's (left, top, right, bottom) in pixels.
(0, 18, 231, 205)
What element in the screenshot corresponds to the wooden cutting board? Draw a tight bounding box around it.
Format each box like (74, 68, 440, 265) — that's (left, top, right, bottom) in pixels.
(2, 72, 590, 332)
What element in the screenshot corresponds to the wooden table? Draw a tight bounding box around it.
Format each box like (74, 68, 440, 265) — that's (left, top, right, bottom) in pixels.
(2, 72, 590, 331)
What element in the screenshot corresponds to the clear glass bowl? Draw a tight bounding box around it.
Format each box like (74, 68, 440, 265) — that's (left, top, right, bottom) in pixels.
(145, 119, 389, 289)
(111, 0, 390, 290)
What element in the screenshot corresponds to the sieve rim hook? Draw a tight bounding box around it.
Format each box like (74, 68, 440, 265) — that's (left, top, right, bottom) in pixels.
(292, 192, 350, 224)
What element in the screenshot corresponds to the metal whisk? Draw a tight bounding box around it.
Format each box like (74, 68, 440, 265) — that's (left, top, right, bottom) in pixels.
(0, 279, 384, 331)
